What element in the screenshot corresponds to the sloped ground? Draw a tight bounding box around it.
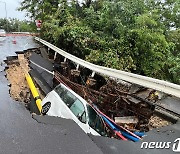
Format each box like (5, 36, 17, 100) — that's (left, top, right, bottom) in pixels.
(6, 61, 30, 102)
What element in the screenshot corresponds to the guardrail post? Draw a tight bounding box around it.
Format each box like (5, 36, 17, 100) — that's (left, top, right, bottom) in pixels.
(76, 64, 79, 70)
(61, 57, 68, 69)
(91, 71, 96, 78)
(71, 64, 80, 77)
(47, 47, 50, 54)
(54, 52, 57, 60)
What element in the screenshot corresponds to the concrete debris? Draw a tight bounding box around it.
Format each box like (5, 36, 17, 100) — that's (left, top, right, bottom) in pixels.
(54, 70, 154, 132)
(149, 115, 171, 129)
(115, 116, 138, 124)
(71, 69, 80, 77)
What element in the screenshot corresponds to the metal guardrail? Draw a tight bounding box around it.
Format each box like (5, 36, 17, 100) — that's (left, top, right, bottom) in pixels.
(12, 32, 30, 34)
(35, 37, 180, 98)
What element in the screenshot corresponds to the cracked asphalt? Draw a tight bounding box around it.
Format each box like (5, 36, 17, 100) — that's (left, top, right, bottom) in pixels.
(0, 36, 103, 154)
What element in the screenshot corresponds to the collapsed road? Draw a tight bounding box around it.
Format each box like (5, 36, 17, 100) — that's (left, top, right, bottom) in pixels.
(0, 36, 103, 154)
(0, 35, 180, 154)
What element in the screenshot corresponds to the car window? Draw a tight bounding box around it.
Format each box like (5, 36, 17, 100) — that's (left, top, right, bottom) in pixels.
(70, 99, 86, 123)
(54, 84, 75, 107)
(54, 84, 67, 98)
(54, 84, 86, 123)
(87, 105, 97, 127)
(87, 105, 106, 136)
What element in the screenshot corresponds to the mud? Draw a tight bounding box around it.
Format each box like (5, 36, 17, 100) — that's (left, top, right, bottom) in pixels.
(5, 51, 45, 106)
(5, 59, 30, 103)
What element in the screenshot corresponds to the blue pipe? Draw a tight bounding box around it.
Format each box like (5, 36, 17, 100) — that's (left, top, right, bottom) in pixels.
(101, 115, 140, 142)
(102, 116, 117, 130)
(134, 132, 145, 137)
(121, 131, 140, 142)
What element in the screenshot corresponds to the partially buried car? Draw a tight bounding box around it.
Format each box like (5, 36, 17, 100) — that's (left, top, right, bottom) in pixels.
(41, 83, 107, 136)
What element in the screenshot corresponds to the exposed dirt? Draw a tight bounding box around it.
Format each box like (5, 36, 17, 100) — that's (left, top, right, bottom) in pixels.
(5, 58, 30, 103)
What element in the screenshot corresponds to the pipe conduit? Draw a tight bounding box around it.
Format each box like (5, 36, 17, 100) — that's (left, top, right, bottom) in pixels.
(25, 73, 42, 112)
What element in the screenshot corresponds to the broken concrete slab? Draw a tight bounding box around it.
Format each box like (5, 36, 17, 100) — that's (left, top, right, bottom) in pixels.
(115, 116, 138, 124)
(40, 47, 49, 60)
(89, 134, 144, 154)
(127, 95, 141, 104)
(29, 52, 53, 88)
(29, 69, 52, 95)
(157, 96, 180, 115)
(29, 52, 53, 72)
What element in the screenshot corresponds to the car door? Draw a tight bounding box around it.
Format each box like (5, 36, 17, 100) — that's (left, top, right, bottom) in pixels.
(53, 84, 91, 134)
(41, 84, 74, 119)
(41, 90, 71, 118)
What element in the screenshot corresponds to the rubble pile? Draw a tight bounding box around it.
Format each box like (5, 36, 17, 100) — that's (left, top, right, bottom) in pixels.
(149, 115, 170, 129)
(55, 71, 154, 131)
(53, 53, 172, 135)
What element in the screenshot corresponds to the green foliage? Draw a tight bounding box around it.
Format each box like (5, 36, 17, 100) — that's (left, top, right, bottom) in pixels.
(19, 0, 180, 84)
(0, 18, 36, 32)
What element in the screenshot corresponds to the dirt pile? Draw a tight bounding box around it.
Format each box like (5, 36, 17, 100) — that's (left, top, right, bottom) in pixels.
(5, 59, 30, 103)
(149, 115, 171, 129)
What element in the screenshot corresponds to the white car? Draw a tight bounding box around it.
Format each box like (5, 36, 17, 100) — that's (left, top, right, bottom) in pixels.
(0, 29, 6, 37)
(0, 29, 6, 41)
(41, 83, 107, 136)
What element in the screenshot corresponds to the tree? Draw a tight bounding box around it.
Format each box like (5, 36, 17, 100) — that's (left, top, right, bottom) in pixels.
(19, 0, 180, 84)
(18, 0, 59, 20)
(0, 18, 36, 32)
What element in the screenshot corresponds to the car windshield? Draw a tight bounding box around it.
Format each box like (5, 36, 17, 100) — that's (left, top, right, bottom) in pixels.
(87, 105, 106, 136)
(54, 84, 86, 123)
(55, 85, 75, 107)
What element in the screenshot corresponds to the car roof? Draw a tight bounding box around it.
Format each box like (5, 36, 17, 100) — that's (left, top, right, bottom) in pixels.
(59, 83, 101, 115)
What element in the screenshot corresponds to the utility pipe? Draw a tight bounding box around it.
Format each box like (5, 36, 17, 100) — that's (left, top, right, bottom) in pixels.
(25, 73, 42, 112)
